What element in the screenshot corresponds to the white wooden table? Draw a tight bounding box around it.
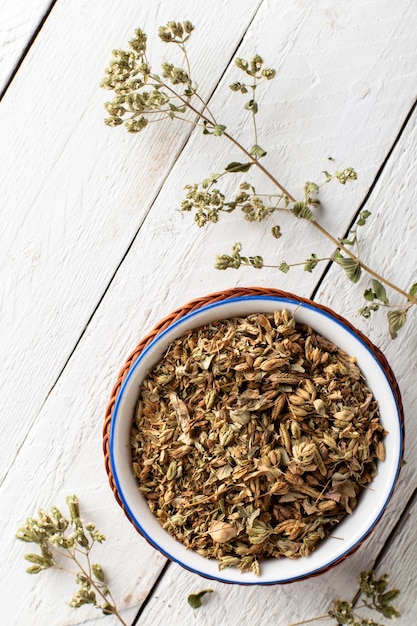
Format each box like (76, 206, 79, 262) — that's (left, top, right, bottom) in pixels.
(1, 1, 416, 624)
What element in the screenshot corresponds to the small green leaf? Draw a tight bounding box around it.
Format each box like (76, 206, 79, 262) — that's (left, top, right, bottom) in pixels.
(323, 171, 333, 182)
(213, 124, 226, 136)
(304, 181, 319, 195)
(304, 253, 319, 273)
(26, 565, 43, 574)
(271, 225, 282, 239)
(249, 255, 263, 268)
(371, 279, 389, 305)
(333, 250, 361, 283)
(290, 202, 315, 221)
(102, 602, 115, 616)
(339, 236, 356, 246)
(379, 589, 401, 604)
(387, 309, 407, 339)
(409, 282, 417, 298)
(359, 306, 372, 319)
(250, 144, 267, 158)
(278, 261, 290, 274)
(229, 81, 243, 92)
(187, 589, 213, 609)
(24, 553, 51, 567)
(364, 288, 375, 302)
(92, 564, 105, 582)
(244, 99, 258, 114)
(225, 161, 252, 173)
(169, 103, 186, 113)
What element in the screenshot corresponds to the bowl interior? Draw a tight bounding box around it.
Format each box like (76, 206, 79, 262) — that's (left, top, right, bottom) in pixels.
(109, 295, 402, 584)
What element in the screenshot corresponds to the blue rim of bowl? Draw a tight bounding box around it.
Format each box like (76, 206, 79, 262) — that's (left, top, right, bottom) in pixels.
(109, 295, 403, 584)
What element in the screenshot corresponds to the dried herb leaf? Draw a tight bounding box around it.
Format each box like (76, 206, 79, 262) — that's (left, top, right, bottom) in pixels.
(371, 279, 389, 305)
(387, 309, 407, 339)
(187, 589, 213, 609)
(131, 311, 385, 575)
(225, 161, 252, 173)
(291, 202, 315, 221)
(250, 144, 267, 158)
(333, 250, 362, 283)
(409, 282, 417, 298)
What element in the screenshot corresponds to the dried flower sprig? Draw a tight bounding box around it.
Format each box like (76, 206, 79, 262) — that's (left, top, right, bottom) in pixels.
(101, 21, 417, 337)
(288, 569, 400, 626)
(16, 495, 127, 625)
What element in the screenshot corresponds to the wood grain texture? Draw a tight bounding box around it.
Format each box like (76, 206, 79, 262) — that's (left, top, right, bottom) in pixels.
(0, 0, 53, 93)
(0, 0, 260, 485)
(2, 0, 417, 624)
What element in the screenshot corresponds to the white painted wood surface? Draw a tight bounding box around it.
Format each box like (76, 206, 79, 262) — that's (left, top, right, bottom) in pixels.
(0, 0, 53, 92)
(1, 0, 416, 624)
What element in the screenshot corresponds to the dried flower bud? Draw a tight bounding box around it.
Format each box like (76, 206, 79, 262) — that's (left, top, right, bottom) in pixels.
(24, 553, 52, 568)
(92, 563, 105, 582)
(104, 116, 123, 127)
(208, 520, 237, 543)
(335, 167, 357, 184)
(169, 21, 184, 37)
(261, 68, 276, 80)
(158, 27, 173, 43)
(235, 57, 248, 71)
(214, 254, 235, 270)
(271, 225, 282, 239)
(250, 54, 263, 73)
(26, 565, 43, 574)
(92, 530, 106, 543)
(125, 116, 148, 133)
(183, 21, 195, 34)
(66, 495, 80, 522)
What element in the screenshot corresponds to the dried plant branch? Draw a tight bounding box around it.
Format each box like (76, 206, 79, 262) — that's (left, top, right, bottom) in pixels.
(16, 495, 127, 625)
(101, 21, 417, 334)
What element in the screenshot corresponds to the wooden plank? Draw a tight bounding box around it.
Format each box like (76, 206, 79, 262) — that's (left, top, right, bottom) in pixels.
(356, 493, 417, 626)
(0, 0, 53, 93)
(0, 0, 261, 485)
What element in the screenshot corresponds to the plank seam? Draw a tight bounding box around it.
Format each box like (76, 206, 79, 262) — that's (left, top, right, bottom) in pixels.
(131, 560, 171, 626)
(0, 1, 265, 484)
(350, 486, 417, 608)
(310, 96, 417, 302)
(0, 0, 59, 102)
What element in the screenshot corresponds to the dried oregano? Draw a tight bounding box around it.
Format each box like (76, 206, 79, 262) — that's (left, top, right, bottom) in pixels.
(130, 310, 386, 575)
(101, 20, 417, 337)
(16, 496, 127, 625)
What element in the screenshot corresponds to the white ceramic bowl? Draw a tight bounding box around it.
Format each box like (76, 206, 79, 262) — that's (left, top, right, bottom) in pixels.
(108, 292, 403, 584)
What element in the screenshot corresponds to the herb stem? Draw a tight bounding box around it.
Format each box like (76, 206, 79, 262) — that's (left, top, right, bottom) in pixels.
(242, 257, 333, 270)
(71, 550, 128, 625)
(223, 129, 295, 200)
(221, 125, 417, 309)
(311, 220, 417, 306)
(121, 59, 417, 311)
(287, 613, 331, 625)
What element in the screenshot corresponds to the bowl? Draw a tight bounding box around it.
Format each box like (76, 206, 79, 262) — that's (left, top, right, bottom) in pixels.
(103, 287, 404, 584)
